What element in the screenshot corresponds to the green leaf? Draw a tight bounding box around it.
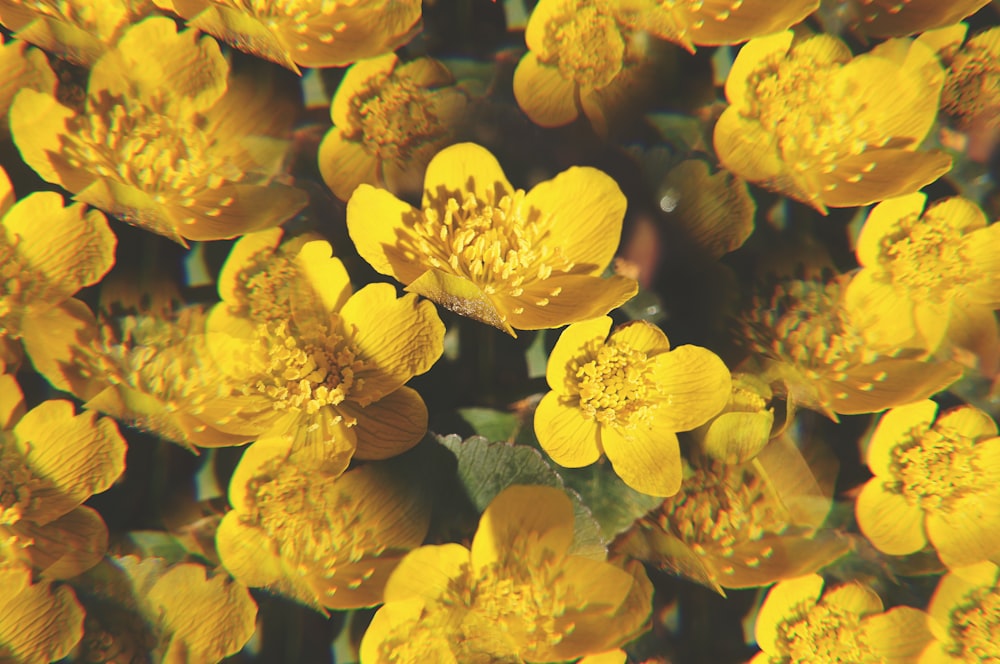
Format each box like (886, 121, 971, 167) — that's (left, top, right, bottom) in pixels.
(524, 329, 549, 379)
(125, 531, 191, 564)
(559, 464, 664, 542)
(436, 434, 606, 559)
(458, 407, 518, 442)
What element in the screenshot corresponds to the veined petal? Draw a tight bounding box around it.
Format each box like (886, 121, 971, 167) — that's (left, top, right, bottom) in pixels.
(318, 129, 381, 201)
(649, 345, 731, 431)
(346, 387, 428, 461)
(216, 511, 288, 589)
(384, 543, 470, 602)
(855, 480, 927, 556)
(609, 320, 671, 357)
(866, 401, 938, 477)
(169, 183, 309, 243)
(0, 579, 84, 663)
(406, 267, 515, 336)
(714, 106, 785, 185)
(421, 142, 514, 207)
(601, 424, 682, 497)
(863, 606, 935, 662)
(513, 53, 580, 128)
(927, 494, 1000, 568)
(471, 485, 575, 569)
(346, 183, 422, 282)
(816, 148, 952, 209)
(216, 228, 285, 305)
(936, 406, 998, 440)
(313, 556, 409, 610)
(19, 505, 108, 580)
(822, 583, 882, 615)
(504, 274, 638, 331)
(294, 240, 353, 318)
(534, 391, 602, 468)
(188, 6, 301, 73)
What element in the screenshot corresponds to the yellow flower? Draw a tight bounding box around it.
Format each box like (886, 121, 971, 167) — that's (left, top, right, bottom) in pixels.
(318, 53, 469, 201)
(347, 143, 638, 337)
(921, 23, 1000, 131)
(512, 0, 657, 135)
(921, 561, 1000, 663)
(856, 400, 1000, 568)
(208, 239, 444, 472)
(0, 562, 84, 663)
(216, 437, 430, 610)
(691, 372, 774, 465)
(642, 0, 817, 52)
(534, 316, 731, 496)
(10, 17, 307, 245)
(832, 0, 991, 38)
(153, 0, 421, 73)
(361, 485, 652, 663)
(844, 194, 1000, 354)
(737, 277, 962, 419)
(617, 435, 847, 593)
(750, 574, 933, 664)
(0, 165, 116, 341)
(0, 35, 54, 138)
(714, 31, 952, 212)
(0, 0, 154, 64)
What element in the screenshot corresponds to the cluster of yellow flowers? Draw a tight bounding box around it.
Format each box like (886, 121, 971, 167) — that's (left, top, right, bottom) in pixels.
(0, 0, 998, 662)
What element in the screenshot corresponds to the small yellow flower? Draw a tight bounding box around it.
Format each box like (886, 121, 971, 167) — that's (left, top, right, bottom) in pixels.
(921, 23, 1000, 131)
(0, 0, 154, 64)
(347, 143, 638, 337)
(832, 0, 991, 38)
(318, 53, 469, 201)
(0, 562, 84, 663)
(738, 277, 963, 419)
(0, 35, 55, 138)
(714, 31, 952, 212)
(856, 400, 1000, 568)
(10, 17, 307, 245)
(361, 485, 652, 663)
(691, 372, 774, 465)
(153, 0, 421, 73)
(216, 437, 430, 610)
(750, 574, 933, 663)
(921, 561, 1000, 662)
(535, 316, 731, 496)
(643, 0, 817, 52)
(844, 194, 1000, 354)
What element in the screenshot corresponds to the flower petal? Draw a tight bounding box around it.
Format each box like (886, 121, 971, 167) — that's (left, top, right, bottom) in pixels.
(347, 387, 428, 461)
(927, 493, 1000, 568)
(513, 52, 580, 128)
(472, 485, 575, 569)
(383, 543, 470, 602)
(318, 128, 380, 201)
(503, 274, 638, 331)
(650, 345, 731, 431)
(855, 479, 927, 556)
(754, 575, 824, 654)
(533, 391, 602, 468)
(421, 142, 514, 207)
(406, 267, 515, 336)
(346, 183, 423, 283)
(866, 400, 938, 477)
(601, 424, 682, 497)
(545, 316, 613, 393)
(856, 194, 928, 267)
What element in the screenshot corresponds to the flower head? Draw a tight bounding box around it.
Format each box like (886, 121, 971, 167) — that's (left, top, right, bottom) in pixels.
(361, 485, 652, 663)
(318, 53, 469, 201)
(10, 17, 307, 245)
(922, 561, 1000, 663)
(153, 0, 421, 73)
(642, 0, 818, 52)
(347, 143, 638, 336)
(714, 31, 951, 212)
(535, 316, 731, 496)
(856, 400, 1000, 568)
(921, 23, 1000, 131)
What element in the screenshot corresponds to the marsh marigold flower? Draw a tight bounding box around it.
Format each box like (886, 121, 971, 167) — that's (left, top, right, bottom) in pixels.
(921, 561, 1000, 662)
(750, 574, 933, 664)
(318, 53, 469, 201)
(347, 143, 638, 336)
(856, 400, 1000, 568)
(642, 0, 817, 52)
(845, 194, 1000, 354)
(153, 0, 421, 73)
(921, 23, 1000, 131)
(691, 372, 774, 465)
(714, 31, 952, 212)
(216, 437, 430, 610)
(361, 485, 652, 663)
(10, 17, 307, 245)
(535, 316, 731, 496)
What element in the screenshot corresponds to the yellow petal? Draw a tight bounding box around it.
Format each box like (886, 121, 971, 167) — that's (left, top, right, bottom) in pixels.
(216, 511, 285, 589)
(314, 556, 410, 610)
(680, 0, 819, 47)
(406, 267, 515, 336)
(863, 606, 934, 661)
(0, 373, 24, 429)
(724, 31, 794, 106)
(533, 391, 602, 468)
(822, 582, 883, 615)
(421, 142, 514, 207)
(512, 52, 580, 128)
(650, 345, 731, 431)
(754, 575, 824, 654)
(855, 194, 928, 268)
(9, 88, 77, 189)
(347, 387, 429, 461)
(472, 485, 575, 569)
(19, 298, 103, 400)
(609, 320, 671, 356)
(383, 543, 470, 602)
(0, 38, 56, 139)
(19, 505, 108, 580)
(331, 53, 399, 127)
(713, 106, 786, 187)
(318, 128, 381, 201)
(600, 424, 682, 497)
(504, 274, 638, 331)
(216, 227, 285, 306)
(866, 400, 939, 477)
(855, 479, 927, 556)
(0, 579, 84, 662)
(936, 406, 998, 440)
(817, 148, 953, 209)
(171, 183, 309, 243)
(927, 493, 1000, 568)
(346, 183, 423, 283)
(294, 240, 353, 318)
(187, 5, 301, 73)
(545, 316, 613, 393)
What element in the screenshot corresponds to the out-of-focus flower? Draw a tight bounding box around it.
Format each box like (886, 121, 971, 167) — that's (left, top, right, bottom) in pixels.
(10, 17, 307, 245)
(153, 0, 421, 73)
(749, 574, 933, 663)
(822, 0, 991, 38)
(347, 143, 638, 337)
(714, 31, 951, 212)
(738, 277, 963, 419)
(845, 194, 1000, 355)
(921, 561, 1000, 663)
(0, 36, 54, 138)
(535, 316, 730, 496)
(856, 400, 1000, 568)
(920, 23, 1000, 131)
(643, 0, 818, 52)
(617, 435, 847, 593)
(0, 0, 154, 64)
(0, 562, 84, 663)
(216, 437, 430, 610)
(361, 485, 652, 663)
(208, 239, 444, 472)
(691, 372, 774, 464)
(318, 54, 469, 201)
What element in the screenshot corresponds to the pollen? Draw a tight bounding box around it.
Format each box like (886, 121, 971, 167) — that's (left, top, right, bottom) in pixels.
(347, 73, 445, 162)
(776, 601, 879, 664)
(947, 584, 1000, 661)
(573, 341, 656, 428)
(541, 2, 627, 89)
(0, 234, 29, 331)
(0, 449, 34, 526)
(889, 426, 979, 510)
(879, 211, 971, 301)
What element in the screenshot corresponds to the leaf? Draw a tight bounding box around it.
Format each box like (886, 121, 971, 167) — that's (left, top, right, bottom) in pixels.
(558, 464, 665, 542)
(458, 407, 519, 442)
(125, 531, 191, 564)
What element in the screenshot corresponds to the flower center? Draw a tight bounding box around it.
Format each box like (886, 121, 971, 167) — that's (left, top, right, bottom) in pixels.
(0, 442, 34, 526)
(574, 341, 655, 428)
(944, 48, 1000, 123)
(541, 2, 627, 89)
(346, 72, 445, 162)
(889, 424, 979, 510)
(948, 583, 1000, 661)
(777, 601, 879, 664)
(878, 211, 971, 301)
(232, 251, 299, 323)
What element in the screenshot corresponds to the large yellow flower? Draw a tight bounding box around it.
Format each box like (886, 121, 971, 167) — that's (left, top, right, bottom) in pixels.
(153, 0, 421, 73)
(360, 485, 652, 663)
(642, 0, 817, 52)
(347, 143, 638, 337)
(714, 31, 952, 212)
(534, 316, 731, 496)
(318, 53, 469, 201)
(845, 194, 1000, 354)
(10, 17, 307, 245)
(856, 400, 1000, 568)
(750, 574, 933, 664)
(216, 437, 431, 610)
(921, 561, 1000, 663)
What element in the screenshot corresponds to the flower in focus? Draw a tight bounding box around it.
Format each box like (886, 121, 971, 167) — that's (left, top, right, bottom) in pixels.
(153, 0, 421, 73)
(737, 277, 963, 419)
(10, 17, 307, 245)
(216, 437, 431, 610)
(361, 485, 652, 663)
(750, 574, 933, 663)
(347, 143, 638, 337)
(643, 0, 817, 52)
(714, 31, 951, 212)
(535, 316, 731, 496)
(921, 561, 1000, 663)
(825, 0, 992, 38)
(0, 36, 54, 138)
(318, 53, 469, 201)
(617, 435, 847, 593)
(0, 562, 84, 663)
(856, 400, 1000, 568)
(0, 165, 116, 341)
(921, 23, 1000, 131)
(844, 194, 1000, 355)
(0, 0, 154, 64)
